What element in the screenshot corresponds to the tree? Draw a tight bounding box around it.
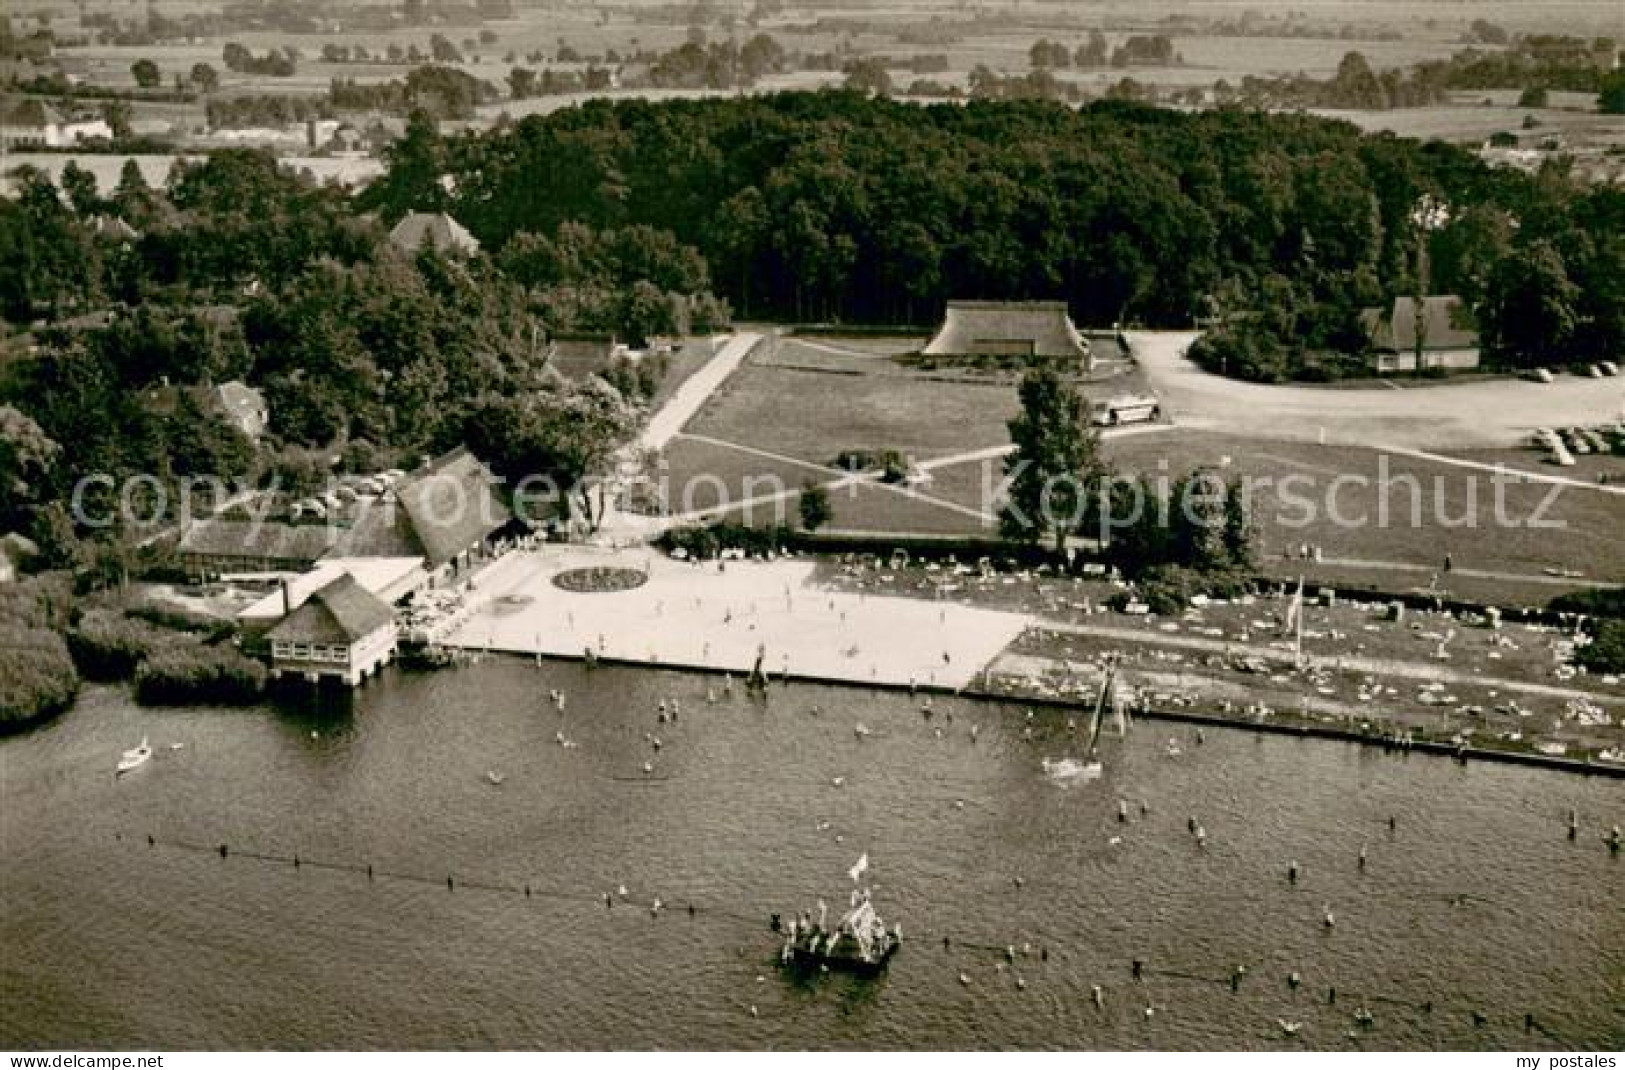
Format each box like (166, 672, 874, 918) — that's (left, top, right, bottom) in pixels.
(190, 62, 219, 92)
(508, 66, 537, 99)
(842, 57, 892, 97)
(1600, 70, 1625, 114)
(1480, 240, 1580, 367)
(0, 405, 59, 523)
(99, 99, 132, 139)
(1000, 366, 1104, 552)
(131, 58, 160, 88)
(1075, 31, 1109, 68)
(1221, 475, 1256, 568)
(58, 161, 100, 217)
(798, 480, 832, 532)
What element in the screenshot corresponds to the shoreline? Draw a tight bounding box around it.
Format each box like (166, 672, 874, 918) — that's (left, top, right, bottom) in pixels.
(460, 647, 1625, 780)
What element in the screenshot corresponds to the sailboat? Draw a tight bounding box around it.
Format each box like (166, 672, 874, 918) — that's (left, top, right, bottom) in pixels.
(116, 736, 152, 775)
(1081, 656, 1120, 774)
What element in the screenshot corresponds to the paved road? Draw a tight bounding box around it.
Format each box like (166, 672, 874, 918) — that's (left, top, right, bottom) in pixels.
(1130, 332, 1624, 449)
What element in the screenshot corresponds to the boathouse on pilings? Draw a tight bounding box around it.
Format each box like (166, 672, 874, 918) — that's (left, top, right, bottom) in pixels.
(266, 573, 396, 686)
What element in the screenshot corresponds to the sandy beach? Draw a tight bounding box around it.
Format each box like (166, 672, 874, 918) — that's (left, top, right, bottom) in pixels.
(442, 546, 1032, 690)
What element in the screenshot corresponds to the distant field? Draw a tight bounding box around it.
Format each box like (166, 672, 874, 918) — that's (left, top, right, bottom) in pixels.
(1318, 98, 1625, 144)
(0, 153, 382, 196)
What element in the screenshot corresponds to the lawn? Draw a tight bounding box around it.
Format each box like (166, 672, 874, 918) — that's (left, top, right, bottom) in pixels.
(1103, 431, 1625, 594)
(659, 435, 835, 521)
(685, 362, 1020, 465)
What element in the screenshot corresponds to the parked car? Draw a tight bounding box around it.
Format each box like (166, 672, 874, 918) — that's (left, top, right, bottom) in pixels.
(1524, 368, 1554, 383)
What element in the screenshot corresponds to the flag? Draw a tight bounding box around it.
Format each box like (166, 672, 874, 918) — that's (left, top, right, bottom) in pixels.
(848, 853, 869, 882)
(1283, 576, 1304, 635)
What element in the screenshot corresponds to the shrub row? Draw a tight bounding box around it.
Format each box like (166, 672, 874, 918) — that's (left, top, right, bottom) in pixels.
(67, 609, 187, 680)
(134, 643, 268, 706)
(124, 597, 236, 641)
(660, 521, 794, 560)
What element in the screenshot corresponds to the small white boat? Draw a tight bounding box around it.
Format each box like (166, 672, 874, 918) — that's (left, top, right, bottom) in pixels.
(486, 770, 506, 786)
(116, 737, 152, 775)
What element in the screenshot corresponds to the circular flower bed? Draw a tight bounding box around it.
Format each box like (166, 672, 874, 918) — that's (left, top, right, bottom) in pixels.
(552, 567, 649, 594)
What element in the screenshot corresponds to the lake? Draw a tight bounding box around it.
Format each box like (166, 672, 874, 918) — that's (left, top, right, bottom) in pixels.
(2, 660, 1619, 1050)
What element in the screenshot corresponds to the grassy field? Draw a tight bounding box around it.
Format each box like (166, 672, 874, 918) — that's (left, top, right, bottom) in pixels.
(686, 361, 1020, 466)
(1103, 431, 1625, 590)
(659, 435, 834, 520)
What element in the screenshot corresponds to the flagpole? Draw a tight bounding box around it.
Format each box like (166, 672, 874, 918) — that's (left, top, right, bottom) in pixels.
(1295, 575, 1304, 668)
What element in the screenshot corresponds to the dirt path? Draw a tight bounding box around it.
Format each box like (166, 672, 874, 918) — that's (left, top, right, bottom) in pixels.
(638, 331, 764, 452)
(1130, 331, 1624, 449)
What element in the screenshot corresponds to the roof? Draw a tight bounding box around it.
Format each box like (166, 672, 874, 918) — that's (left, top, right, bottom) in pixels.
(0, 532, 39, 567)
(266, 573, 394, 645)
(88, 215, 139, 240)
(238, 556, 425, 625)
(923, 301, 1091, 360)
(337, 448, 511, 567)
(388, 211, 480, 256)
(1360, 296, 1478, 353)
(178, 519, 337, 565)
(214, 380, 266, 423)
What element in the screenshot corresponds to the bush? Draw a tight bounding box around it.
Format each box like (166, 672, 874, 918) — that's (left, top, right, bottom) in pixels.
(134, 643, 267, 705)
(798, 481, 833, 532)
(1187, 328, 1289, 383)
(1550, 587, 1625, 620)
(0, 625, 79, 728)
(68, 609, 184, 680)
(1575, 619, 1625, 674)
(1114, 565, 1253, 616)
(0, 572, 75, 631)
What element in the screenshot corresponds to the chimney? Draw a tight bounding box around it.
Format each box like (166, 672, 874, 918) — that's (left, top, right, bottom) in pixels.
(280, 579, 291, 617)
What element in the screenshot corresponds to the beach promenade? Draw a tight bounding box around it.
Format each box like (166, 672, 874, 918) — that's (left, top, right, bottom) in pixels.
(441, 545, 1031, 689)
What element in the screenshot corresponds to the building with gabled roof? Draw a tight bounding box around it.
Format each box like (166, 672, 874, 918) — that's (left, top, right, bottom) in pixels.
(336, 447, 512, 574)
(266, 572, 396, 685)
(923, 301, 1093, 369)
(211, 380, 268, 439)
(177, 519, 337, 580)
(388, 211, 480, 257)
(1359, 295, 1480, 374)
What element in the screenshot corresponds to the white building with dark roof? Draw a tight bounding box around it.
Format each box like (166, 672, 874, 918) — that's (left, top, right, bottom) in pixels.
(1359, 295, 1480, 374)
(266, 573, 396, 685)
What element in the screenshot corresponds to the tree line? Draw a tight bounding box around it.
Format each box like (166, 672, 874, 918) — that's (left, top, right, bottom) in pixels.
(361, 92, 1619, 357)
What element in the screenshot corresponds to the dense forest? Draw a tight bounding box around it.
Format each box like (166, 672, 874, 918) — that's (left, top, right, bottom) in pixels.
(2, 92, 1622, 558)
(362, 92, 1622, 365)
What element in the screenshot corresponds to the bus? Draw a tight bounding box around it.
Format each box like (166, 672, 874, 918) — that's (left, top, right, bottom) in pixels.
(1090, 394, 1161, 427)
